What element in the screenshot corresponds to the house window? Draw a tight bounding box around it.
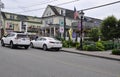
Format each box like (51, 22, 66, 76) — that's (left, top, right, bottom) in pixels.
(61, 10, 63, 15)
(10, 15, 14, 19)
(60, 10, 65, 16)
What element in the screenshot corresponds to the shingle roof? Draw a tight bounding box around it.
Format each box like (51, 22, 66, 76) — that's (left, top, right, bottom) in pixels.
(48, 5, 60, 16)
(48, 5, 77, 19)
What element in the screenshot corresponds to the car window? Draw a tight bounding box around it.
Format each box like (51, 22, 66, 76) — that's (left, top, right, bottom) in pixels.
(42, 38, 46, 41)
(37, 38, 42, 41)
(17, 34, 28, 38)
(6, 33, 14, 37)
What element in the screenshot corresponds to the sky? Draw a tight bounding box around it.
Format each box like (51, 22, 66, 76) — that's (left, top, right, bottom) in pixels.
(1, 0, 120, 19)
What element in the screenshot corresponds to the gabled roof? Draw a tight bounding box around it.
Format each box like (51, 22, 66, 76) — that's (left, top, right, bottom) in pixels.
(46, 5, 102, 21)
(48, 5, 60, 16)
(48, 5, 77, 19)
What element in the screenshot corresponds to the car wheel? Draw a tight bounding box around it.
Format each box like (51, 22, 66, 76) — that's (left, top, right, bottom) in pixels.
(10, 41, 14, 49)
(30, 43, 34, 48)
(55, 48, 60, 51)
(24, 46, 29, 49)
(1, 40, 5, 46)
(43, 44, 47, 51)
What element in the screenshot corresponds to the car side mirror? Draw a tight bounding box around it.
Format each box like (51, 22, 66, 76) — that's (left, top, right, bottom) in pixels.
(35, 39, 37, 41)
(4, 35, 7, 37)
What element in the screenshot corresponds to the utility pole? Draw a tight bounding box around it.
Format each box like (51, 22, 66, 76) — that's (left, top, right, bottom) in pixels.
(63, 10, 66, 40)
(0, 0, 4, 39)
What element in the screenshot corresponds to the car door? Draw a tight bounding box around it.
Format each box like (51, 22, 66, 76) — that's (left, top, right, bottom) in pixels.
(3, 34, 11, 44)
(33, 39, 39, 47)
(37, 38, 44, 48)
(33, 37, 42, 48)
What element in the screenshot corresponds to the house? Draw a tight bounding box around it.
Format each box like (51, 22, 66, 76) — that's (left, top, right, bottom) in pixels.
(0, 5, 102, 40)
(41, 5, 102, 40)
(0, 12, 42, 38)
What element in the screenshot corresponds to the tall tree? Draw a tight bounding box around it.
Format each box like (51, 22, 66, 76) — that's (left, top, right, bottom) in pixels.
(101, 16, 117, 40)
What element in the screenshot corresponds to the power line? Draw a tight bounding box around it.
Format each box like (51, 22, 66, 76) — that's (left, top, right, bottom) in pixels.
(16, 0, 79, 13)
(6, 0, 58, 9)
(79, 0, 120, 11)
(20, 0, 58, 8)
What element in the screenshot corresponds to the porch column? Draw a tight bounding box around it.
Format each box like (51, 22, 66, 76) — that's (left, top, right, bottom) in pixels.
(19, 21, 22, 31)
(54, 27, 56, 37)
(50, 27, 51, 37)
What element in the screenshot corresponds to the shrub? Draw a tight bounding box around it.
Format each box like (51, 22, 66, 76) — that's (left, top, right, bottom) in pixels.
(62, 40, 76, 48)
(101, 41, 114, 50)
(83, 44, 98, 51)
(62, 40, 69, 48)
(76, 42, 80, 49)
(87, 44, 98, 51)
(83, 41, 105, 51)
(112, 49, 120, 55)
(96, 41, 105, 51)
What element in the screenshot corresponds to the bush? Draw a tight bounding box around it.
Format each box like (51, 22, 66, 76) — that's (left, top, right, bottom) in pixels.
(96, 41, 105, 51)
(83, 44, 98, 51)
(83, 41, 105, 51)
(76, 42, 80, 49)
(101, 41, 114, 50)
(62, 40, 77, 48)
(62, 40, 69, 48)
(112, 49, 120, 55)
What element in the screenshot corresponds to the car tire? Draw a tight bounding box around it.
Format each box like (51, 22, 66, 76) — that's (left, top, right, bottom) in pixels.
(24, 46, 29, 49)
(10, 41, 14, 49)
(55, 48, 60, 51)
(1, 40, 5, 46)
(30, 43, 34, 48)
(43, 44, 47, 51)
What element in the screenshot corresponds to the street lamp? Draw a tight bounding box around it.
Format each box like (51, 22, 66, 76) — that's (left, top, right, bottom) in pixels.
(79, 10, 84, 50)
(63, 10, 66, 40)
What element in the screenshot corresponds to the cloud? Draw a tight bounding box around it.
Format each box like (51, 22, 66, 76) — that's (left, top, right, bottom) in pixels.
(2, 0, 120, 19)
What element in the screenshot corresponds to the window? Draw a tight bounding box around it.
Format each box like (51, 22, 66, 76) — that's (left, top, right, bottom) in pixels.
(10, 15, 14, 19)
(60, 10, 65, 16)
(61, 10, 63, 15)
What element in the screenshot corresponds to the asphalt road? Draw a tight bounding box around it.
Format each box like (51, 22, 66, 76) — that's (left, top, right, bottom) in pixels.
(0, 45, 120, 77)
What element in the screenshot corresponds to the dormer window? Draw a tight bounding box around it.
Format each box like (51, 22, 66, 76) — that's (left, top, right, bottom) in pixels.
(61, 10, 63, 15)
(10, 15, 14, 19)
(60, 10, 65, 16)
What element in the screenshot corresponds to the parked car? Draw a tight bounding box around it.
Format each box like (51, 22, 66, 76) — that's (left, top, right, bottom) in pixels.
(30, 37, 62, 51)
(1, 32, 30, 49)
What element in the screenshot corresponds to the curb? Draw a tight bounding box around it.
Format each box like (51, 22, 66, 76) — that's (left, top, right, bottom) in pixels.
(61, 50, 120, 61)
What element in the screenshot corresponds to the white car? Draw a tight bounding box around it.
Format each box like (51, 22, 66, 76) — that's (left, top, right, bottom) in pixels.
(1, 32, 30, 49)
(30, 37, 62, 51)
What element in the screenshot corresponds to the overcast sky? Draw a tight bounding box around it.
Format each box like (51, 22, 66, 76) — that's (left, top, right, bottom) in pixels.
(1, 0, 120, 19)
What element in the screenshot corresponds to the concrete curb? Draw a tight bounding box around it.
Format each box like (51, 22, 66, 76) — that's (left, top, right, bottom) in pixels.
(61, 50, 120, 61)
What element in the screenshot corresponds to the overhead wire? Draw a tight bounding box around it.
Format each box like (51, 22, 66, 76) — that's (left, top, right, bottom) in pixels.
(6, 0, 120, 16)
(79, 0, 120, 11)
(15, 0, 79, 13)
(6, 0, 58, 9)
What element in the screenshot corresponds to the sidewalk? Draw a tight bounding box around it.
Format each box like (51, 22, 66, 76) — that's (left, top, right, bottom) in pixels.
(61, 48, 120, 61)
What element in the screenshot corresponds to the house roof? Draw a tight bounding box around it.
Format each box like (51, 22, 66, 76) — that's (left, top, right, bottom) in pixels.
(49, 5, 60, 16)
(48, 5, 78, 19)
(47, 5, 102, 21)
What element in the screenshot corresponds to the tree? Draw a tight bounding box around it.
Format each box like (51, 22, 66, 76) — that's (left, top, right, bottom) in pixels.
(88, 27, 101, 42)
(101, 16, 117, 40)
